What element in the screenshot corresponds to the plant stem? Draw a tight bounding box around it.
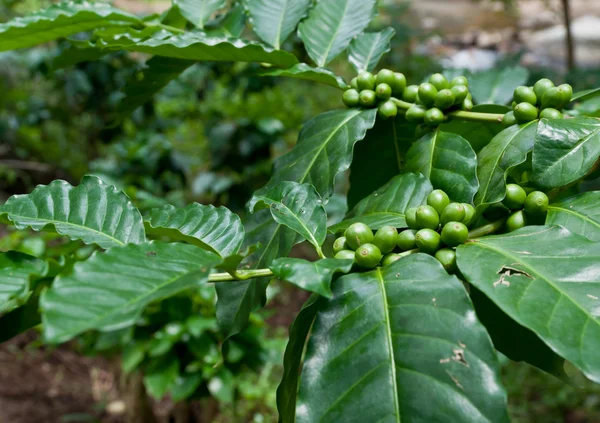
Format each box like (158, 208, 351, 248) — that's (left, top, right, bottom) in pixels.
(209, 268, 274, 282)
(467, 218, 507, 239)
(389, 97, 505, 124)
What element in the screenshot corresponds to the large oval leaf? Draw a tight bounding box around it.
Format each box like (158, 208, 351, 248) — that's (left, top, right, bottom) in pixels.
(474, 121, 538, 207)
(330, 173, 432, 233)
(41, 241, 221, 343)
(348, 27, 395, 73)
(457, 226, 600, 383)
(469, 66, 529, 105)
(258, 63, 348, 90)
(0, 176, 146, 248)
(245, 0, 311, 49)
(405, 129, 479, 203)
(297, 254, 509, 422)
(144, 203, 244, 257)
(532, 118, 600, 189)
(297, 0, 377, 67)
(174, 0, 225, 29)
(546, 192, 600, 241)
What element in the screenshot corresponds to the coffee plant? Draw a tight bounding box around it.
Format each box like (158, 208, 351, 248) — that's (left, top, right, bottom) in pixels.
(1, 1, 600, 421)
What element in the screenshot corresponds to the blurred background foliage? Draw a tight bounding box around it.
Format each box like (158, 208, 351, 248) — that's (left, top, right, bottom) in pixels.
(1, 0, 600, 422)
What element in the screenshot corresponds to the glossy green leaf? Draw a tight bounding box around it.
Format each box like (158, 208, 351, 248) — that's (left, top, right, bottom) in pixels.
(330, 173, 432, 233)
(348, 27, 395, 73)
(546, 191, 600, 241)
(474, 121, 538, 207)
(262, 108, 377, 200)
(245, 0, 311, 49)
(174, 0, 225, 28)
(205, 3, 246, 38)
(145, 203, 244, 257)
(405, 129, 479, 203)
(0, 176, 146, 249)
(270, 258, 352, 298)
(144, 353, 179, 399)
(0, 252, 47, 309)
(457, 226, 600, 383)
(276, 294, 324, 422)
(250, 182, 327, 254)
(297, 254, 509, 422)
(40, 242, 221, 343)
(573, 96, 600, 118)
(571, 87, 600, 102)
(532, 118, 600, 189)
(0, 1, 141, 52)
(298, 0, 378, 67)
(258, 63, 348, 90)
(469, 66, 529, 105)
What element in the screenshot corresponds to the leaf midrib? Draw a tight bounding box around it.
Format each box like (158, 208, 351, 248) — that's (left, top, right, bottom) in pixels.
(318, 0, 350, 67)
(548, 205, 600, 230)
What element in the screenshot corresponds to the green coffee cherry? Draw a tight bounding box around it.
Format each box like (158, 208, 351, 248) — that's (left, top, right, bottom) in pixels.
(435, 248, 457, 273)
(378, 100, 398, 119)
(502, 111, 518, 127)
(441, 203, 465, 226)
(403, 85, 419, 103)
(513, 86, 537, 105)
(424, 108, 445, 126)
(342, 89, 360, 107)
(450, 76, 469, 87)
(359, 90, 377, 107)
(416, 205, 440, 230)
(391, 72, 407, 95)
(462, 203, 476, 227)
(539, 108, 563, 119)
(415, 229, 441, 255)
(382, 253, 402, 267)
(441, 221, 469, 247)
(513, 102, 538, 122)
(350, 77, 358, 90)
(397, 229, 418, 251)
(406, 105, 427, 122)
(450, 85, 469, 104)
(405, 207, 419, 230)
(344, 222, 374, 250)
(503, 183, 527, 210)
(375, 69, 395, 86)
(376, 83, 392, 100)
(524, 191, 549, 216)
(333, 236, 350, 255)
(357, 71, 376, 91)
(429, 73, 449, 91)
(558, 83, 573, 106)
(335, 250, 355, 261)
(355, 243, 382, 268)
(533, 78, 555, 103)
(418, 83, 438, 107)
(506, 210, 527, 232)
(541, 87, 563, 109)
(461, 98, 473, 111)
(373, 226, 398, 254)
(434, 89, 455, 110)
(427, 189, 450, 215)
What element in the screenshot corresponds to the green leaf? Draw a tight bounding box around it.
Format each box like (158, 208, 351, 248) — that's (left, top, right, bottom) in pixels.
(262, 108, 377, 200)
(245, 0, 311, 49)
(122, 341, 146, 374)
(52, 45, 110, 69)
(297, 254, 509, 422)
(330, 173, 432, 233)
(40, 241, 220, 343)
(469, 66, 529, 105)
(258, 63, 348, 90)
(205, 3, 246, 38)
(276, 294, 324, 422)
(0, 251, 47, 309)
(348, 27, 395, 73)
(144, 353, 179, 399)
(170, 373, 203, 401)
(0, 1, 141, 52)
(0, 176, 146, 249)
(270, 258, 352, 298)
(532, 117, 600, 189)
(441, 104, 510, 154)
(145, 203, 244, 257)
(208, 367, 235, 403)
(574, 96, 600, 118)
(571, 87, 600, 102)
(0, 296, 42, 343)
(546, 191, 600, 241)
(457, 225, 600, 383)
(298, 0, 378, 67)
(405, 129, 479, 203)
(474, 121, 538, 207)
(174, 0, 226, 29)
(250, 182, 327, 254)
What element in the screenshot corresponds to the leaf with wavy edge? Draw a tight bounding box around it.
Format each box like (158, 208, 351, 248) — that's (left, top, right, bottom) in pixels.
(297, 254, 509, 422)
(0, 176, 145, 249)
(270, 258, 352, 298)
(174, 0, 225, 29)
(259, 63, 348, 90)
(457, 225, 600, 383)
(41, 241, 221, 343)
(298, 0, 378, 67)
(0, 252, 47, 310)
(330, 173, 432, 233)
(145, 203, 244, 257)
(546, 191, 600, 242)
(348, 27, 395, 73)
(0, 1, 141, 52)
(245, 0, 311, 49)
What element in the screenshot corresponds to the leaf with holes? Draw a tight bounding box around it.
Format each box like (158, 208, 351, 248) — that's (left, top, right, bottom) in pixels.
(245, 0, 311, 49)
(298, 0, 378, 67)
(296, 254, 509, 422)
(174, 0, 226, 29)
(258, 63, 348, 90)
(546, 191, 600, 241)
(457, 225, 600, 383)
(469, 66, 529, 105)
(0, 176, 145, 249)
(348, 27, 395, 73)
(270, 258, 352, 298)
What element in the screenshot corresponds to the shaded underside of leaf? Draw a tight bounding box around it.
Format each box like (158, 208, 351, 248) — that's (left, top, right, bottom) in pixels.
(258, 63, 348, 89)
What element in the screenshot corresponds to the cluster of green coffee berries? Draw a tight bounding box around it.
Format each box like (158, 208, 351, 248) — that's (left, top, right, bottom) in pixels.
(342, 69, 407, 119)
(497, 184, 550, 231)
(503, 78, 573, 126)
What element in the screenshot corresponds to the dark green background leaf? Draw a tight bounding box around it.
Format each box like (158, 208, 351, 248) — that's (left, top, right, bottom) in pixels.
(270, 258, 352, 298)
